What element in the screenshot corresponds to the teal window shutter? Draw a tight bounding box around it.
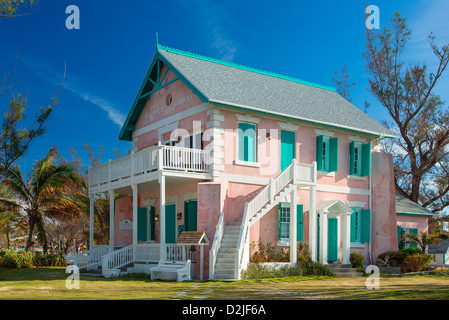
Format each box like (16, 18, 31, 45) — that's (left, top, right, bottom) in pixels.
(350, 208, 357, 242)
(137, 207, 148, 242)
(238, 122, 256, 162)
(187, 200, 198, 231)
(409, 228, 418, 248)
(316, 135, 324, 171)
(329, 137, 338, 172)
(397, 226, 402, 247)
(361, 142, 371, 177)
(297, 204, 303, 241)
(349, 141, 356, 175)
(361, 209, 371, 243)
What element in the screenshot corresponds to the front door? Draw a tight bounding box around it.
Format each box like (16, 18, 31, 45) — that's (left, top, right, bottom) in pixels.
(184, 200, 198, 231)
(165, 204, 176, 244)
(328, 218, 338, 262)
(281, 130, 296, 171)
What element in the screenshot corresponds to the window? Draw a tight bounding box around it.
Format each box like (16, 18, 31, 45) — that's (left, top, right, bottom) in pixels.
(351, 209, 362, 243)
(278, 203, 304, 244)
(397, 226, 418, 249)
(279, 204, 291, 242)
(238, 122, 256, 162)
(316, 135, 338, 172)
(353, 143, 362, 176)
(351, 208, 371, 244)
(350, 141, 371, 176)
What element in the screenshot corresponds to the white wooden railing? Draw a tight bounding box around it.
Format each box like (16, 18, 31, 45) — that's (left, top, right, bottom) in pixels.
(71, 245, 112, 270)
(209, 212, 224, 279)
(101, 243, 197, 274)
(89, 144, 211, 192)
(234, 161, 297, 279)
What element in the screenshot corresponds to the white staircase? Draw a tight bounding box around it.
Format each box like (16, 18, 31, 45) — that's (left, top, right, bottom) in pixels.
(210, 160, 312, 280)
(212, 225, 240, 279)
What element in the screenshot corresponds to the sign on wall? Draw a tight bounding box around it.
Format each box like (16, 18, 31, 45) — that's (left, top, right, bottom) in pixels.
(119, 219, 132, 230)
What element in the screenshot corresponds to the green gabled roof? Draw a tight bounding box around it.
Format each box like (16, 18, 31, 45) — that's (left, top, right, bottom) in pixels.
(119, 44, 394, 141)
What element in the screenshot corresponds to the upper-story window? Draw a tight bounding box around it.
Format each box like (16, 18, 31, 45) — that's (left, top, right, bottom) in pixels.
(349, 141, 371, 176)
(316, 135, 338, 172)
(238, 122, 256, 162)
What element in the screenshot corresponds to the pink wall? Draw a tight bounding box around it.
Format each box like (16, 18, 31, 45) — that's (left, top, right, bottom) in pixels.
(371, 152, 398, 261)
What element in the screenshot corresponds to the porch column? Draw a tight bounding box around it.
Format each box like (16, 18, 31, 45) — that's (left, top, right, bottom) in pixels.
(319, 210, 328, 265)
(342, 211, 351, 264)
(309, 185, 317, 262)
(109, 189, 115, 250)
(89, 193, 94, 249)
(132, 184, 138, 246)
(159, 174, 166, 261)
(290, 187, 298, 263)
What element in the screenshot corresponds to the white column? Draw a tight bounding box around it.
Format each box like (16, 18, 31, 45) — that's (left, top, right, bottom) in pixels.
(132, 184, 138, 245)
(290, 187, 297, 263)
(320, 210, 328, 265)
(159, 174, 166, 261)
(89, 193, 94, 249)
(342, 212, 351, 264)
(109, 189, 115, 250)
(309, 185, 317, 262)
(337, 215, 342, 262)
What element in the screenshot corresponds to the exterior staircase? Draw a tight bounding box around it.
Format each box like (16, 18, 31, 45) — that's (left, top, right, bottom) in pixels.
(327, 264, 364, 277)
(212, 225, 240, 280)
(210, 161, 306, 280)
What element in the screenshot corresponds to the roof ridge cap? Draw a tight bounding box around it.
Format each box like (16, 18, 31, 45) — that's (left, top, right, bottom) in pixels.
(157, 44, 336, 92)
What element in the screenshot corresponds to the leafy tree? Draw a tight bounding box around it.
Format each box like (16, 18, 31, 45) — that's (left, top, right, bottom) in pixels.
(0, 0, 35, 17)
(0, 146, 81, 252)
(332, 64, 355, 102)
(401, 230, 449, 253)
(363, 12, 449, 213)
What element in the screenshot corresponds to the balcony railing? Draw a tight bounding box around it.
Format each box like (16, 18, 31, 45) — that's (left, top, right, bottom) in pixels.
(89, 144, 211, 192)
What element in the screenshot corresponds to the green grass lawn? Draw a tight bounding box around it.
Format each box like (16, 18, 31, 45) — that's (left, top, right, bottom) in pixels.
(1, 267, 449, 300)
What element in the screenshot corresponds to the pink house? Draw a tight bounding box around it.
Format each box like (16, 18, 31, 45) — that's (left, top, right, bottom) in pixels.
(80, 43, 430, 280)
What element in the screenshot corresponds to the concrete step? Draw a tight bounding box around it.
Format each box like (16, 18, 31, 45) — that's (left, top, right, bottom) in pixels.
(326, 264, 363, 277)
(213, 273, 236, 280)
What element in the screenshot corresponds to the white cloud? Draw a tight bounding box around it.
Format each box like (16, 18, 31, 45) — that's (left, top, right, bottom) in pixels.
(18, 55, 126, 128)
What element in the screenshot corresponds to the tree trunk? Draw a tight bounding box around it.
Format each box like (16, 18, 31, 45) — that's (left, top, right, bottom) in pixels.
(25, 218, 36, 251)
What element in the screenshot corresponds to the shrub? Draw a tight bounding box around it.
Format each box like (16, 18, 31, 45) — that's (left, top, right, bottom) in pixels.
(242, 242, 332, 279)
(402, 254, 432, 273)
(0, 249, 66, 268)
(250, 240, 289, 263)
(400, 247, 423, 256)
(350, 252, 365, 272)
(377, 249, 431, 272)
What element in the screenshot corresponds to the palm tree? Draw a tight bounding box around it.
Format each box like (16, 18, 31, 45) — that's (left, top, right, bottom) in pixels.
(0, 146, 81, 253)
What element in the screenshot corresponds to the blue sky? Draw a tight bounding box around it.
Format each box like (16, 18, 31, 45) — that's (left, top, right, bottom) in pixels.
(1, 0, 448, 173)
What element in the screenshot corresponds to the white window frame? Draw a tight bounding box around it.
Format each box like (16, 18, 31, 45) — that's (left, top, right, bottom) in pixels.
(353, 142, 362, 176)
(278, 203, 291, 246)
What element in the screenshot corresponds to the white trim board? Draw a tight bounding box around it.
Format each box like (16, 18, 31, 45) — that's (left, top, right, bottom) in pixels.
(132, 102, 211, 139)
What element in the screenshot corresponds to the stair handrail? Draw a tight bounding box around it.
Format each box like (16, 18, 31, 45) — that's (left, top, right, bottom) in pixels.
(247, 162, 295, 222)
(70, 245, 111, 269)
(209, 212, 225, 279)
(234, 160, 296, 279)
(234, 203, 249, 279)
(102, 244, 135, 272)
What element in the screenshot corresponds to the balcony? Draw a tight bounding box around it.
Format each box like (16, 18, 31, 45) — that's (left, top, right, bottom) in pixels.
(88, 144, 212, 194)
